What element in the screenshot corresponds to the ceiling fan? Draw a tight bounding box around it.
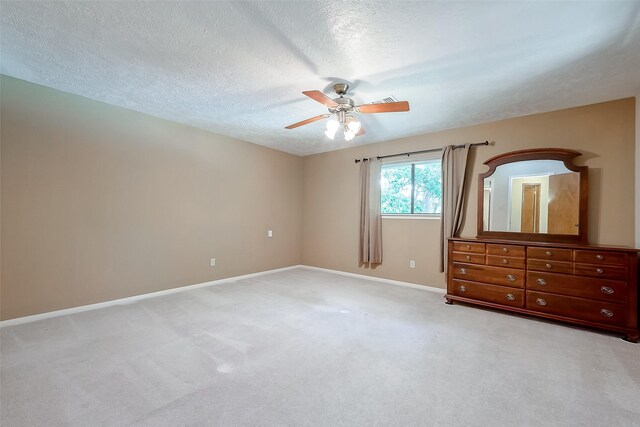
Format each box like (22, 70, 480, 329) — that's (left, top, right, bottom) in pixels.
(284, 83, 410, 141)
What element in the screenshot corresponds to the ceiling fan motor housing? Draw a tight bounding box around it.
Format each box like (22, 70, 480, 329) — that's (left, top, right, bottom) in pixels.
(328, 97, 355, 122)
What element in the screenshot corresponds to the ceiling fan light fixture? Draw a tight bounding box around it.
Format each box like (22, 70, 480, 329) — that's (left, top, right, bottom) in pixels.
(325, 129, 336, 140)
(344, 128, 356, 141)
(325, 119, 339, 140)
(346, 116, 361, 134)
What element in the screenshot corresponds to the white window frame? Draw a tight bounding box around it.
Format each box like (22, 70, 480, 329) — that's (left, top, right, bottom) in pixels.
(380, 154, 442, 219)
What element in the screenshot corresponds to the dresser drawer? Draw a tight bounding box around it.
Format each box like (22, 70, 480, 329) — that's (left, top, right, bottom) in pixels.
(526, 271, 627, 303)
(526, 291, 627, 326)
(574, 250, 627, 266)
(452, 241, 485, 254)
(527, 247, 573, 262)
(452, 263, 524, 288)
(452, 252, 485, 264)
(527, 259, 573, 274)
(486, 255, 526, 269)
(574, 263, 627, 280)
(452, 280, 524, 307)
(486, 244, 525, 258)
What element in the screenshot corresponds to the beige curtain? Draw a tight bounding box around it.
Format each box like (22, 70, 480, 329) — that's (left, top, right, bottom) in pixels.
(440, 144, 471, 272)
(359, 158, 383, 264)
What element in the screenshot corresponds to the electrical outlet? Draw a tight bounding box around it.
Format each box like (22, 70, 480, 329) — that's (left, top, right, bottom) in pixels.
(410, 260, 415, 268)
(268, 230, 273, 238)
(210, 258, 216, 267)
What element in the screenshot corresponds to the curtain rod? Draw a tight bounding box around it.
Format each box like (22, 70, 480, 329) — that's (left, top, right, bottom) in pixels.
(354, 141, 490, 163)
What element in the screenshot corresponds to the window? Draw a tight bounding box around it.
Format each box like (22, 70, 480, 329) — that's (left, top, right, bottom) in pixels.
(380, 159, 442, 215)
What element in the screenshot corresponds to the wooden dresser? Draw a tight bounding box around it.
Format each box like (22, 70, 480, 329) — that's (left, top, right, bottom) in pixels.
(446, 238, 639, 342)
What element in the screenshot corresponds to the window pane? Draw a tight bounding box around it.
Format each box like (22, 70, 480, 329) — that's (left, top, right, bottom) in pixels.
(414, 161, 442, 214)
(381, 164, 412, 214)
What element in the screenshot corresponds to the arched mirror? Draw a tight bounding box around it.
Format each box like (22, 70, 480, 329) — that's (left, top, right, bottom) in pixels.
(477, 148, 588, 243)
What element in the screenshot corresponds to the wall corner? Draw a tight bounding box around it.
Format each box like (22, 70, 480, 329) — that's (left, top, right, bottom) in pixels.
(636, 96, 640, 248)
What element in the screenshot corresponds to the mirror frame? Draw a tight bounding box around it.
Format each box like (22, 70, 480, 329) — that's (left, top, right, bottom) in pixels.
(477, 148, 588, 244)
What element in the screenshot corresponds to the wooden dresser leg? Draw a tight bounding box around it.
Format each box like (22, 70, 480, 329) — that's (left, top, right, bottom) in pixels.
(445, 297, 453, 305)
(623, 332, 639, 343)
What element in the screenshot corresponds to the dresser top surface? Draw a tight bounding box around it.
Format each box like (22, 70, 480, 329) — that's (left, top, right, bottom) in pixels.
(449, 237, 639, 253)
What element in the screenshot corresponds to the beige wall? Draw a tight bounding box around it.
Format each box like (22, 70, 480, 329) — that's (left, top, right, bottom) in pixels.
(302, 98, 636, 289)
(1, 75, 636, 320)
(1, 75, 303, 320)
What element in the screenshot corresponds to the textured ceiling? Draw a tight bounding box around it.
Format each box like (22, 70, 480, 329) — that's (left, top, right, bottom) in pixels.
(2, 1, 640, 156)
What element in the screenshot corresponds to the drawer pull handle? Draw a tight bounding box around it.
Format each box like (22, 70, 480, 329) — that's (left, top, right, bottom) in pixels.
(545, 263, 552, 269)
(536, 298, 547, 306)
(465, 255, 471, 260)
(502, 247, 509, 253)
(596, 268, 604, 274)
(506, 293, 515, 301)
(506, 274, 516, 282)
(466, 244, 471, 249)
(600, 308, 613, 318)
(601, 286, 614, 295)
(459, 268, 467, 275)
(545, 251, 552, 256)
(502, 259, 508, 264)
(596, 254, 604, 260)
(536, 278, 547, 286)
(458, 285, 467, 292)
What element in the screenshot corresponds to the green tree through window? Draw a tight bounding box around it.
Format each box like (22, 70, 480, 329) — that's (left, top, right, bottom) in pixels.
(381, 160, 441, 215)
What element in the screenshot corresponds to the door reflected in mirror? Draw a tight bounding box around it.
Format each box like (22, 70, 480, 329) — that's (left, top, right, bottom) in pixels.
(483, 160, 580, 235)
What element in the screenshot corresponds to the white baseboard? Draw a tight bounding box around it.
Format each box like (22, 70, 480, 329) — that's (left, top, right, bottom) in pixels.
(299, 265, 446, 294)
(0, 265, 302, 327)
(1, 264, 444, 327)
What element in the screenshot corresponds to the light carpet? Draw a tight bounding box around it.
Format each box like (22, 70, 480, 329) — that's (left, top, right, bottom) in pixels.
(1, 268, 639, 426)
